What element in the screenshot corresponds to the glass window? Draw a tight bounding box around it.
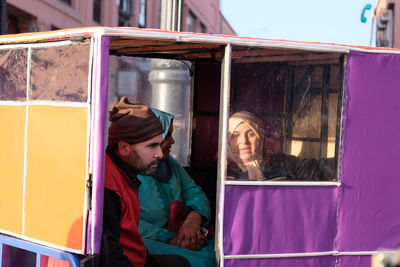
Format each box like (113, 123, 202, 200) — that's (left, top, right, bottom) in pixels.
(119, 0, 132, 27)
(139, 0, 147, 28)
(58, 0, 71, 5)
(2, 245, 36, 266)
(186, 11, 195, 32)
(108, 56, 192, 165)
(199, 23, 206, 33)
(30, 42, 90, 102)
(157, 0, 162, 29)
(93, 0, 102, 23)
(0, 48, 27, 101)
(227, 46, 344, 181)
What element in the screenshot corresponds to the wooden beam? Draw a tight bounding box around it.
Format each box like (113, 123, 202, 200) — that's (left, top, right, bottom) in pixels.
(175, 51, 223, 60)
(115, 43, 221, 54)
(289, 58, 340, 66)
(110, 39, 175, 48)
(234, 53, 341, 63)
(231, 48, 305, 58)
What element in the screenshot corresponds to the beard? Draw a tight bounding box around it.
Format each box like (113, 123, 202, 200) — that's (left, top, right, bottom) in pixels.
(133, 159, 159, 176)
(129, 149, 160, 176)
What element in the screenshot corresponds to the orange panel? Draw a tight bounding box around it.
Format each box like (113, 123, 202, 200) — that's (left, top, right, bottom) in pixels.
(25, 105, 88, 251)
(0, 105, 25, 234)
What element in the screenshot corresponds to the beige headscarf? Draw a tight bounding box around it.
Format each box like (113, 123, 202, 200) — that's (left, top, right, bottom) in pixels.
(228, 111, 266, 180)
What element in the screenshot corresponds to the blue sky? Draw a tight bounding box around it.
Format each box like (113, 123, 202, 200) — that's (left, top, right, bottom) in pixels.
(220, 0, 378, 46)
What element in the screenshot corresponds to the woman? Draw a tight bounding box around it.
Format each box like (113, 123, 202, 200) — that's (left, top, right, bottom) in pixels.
(228, 111, 287, 180)
(137, 108, 215, 267)
(228, 111, 335, 181)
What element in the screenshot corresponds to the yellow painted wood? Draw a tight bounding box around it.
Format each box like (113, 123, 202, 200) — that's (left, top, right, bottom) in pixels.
(0, 105, 26, 234)
(24, 105, 88, 251)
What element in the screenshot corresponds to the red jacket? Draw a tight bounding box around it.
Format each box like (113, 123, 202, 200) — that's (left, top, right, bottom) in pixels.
(102, 154, 147, 267)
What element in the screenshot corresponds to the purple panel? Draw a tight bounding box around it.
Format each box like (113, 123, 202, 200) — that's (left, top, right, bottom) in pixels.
(337, 51, 400, 251)
(336, 255, 371, 267)
(225, 256, 336, 267)
(223, 185, 337, 255)
(86, 211, 92, 253)
(86, 36, 111, 254)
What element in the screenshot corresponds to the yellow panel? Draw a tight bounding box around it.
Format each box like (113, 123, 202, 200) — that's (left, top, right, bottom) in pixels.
(0, 105, 25, 234)
(25, 105, 88, 251)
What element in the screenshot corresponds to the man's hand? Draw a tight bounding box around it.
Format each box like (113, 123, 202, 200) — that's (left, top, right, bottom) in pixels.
(167, 211, 206, 250)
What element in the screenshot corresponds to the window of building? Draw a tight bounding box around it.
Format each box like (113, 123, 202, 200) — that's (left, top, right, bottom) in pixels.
(376, 3, 395, 47)
(118, 0, 132, 27)
(6, 14, 19, 34)
(157, 0, 162, 29)
(199, 23, 206, 33)
(186, 11, 195, 32)
(93, 0, 102, 24)
(58, 0, 71, 5)
(139, 0, 147, 28)
(6, 6, 37, 34)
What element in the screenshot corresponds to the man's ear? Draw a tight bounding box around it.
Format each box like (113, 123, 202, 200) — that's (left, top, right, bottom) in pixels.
(117, 141, 130, 159)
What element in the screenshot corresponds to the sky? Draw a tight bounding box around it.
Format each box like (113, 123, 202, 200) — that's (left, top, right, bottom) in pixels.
(220, 0, 379, 46)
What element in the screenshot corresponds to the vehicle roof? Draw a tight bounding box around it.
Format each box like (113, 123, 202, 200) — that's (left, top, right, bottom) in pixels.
(0, 26, 399, 55)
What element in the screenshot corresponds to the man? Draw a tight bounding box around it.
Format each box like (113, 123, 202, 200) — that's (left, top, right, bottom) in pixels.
(100, 97, 190, 267)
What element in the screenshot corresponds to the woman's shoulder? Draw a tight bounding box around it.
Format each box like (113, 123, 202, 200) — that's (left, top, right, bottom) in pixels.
(166, 156, 186, 173)
(167, 155, 180, 165)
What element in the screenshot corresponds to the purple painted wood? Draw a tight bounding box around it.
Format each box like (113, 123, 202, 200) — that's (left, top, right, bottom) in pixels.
(336, 255, 371, 267)
(223, 186, 338, 255)
(86, 35, 111, 255)
(224, 256, 336, 267)
(222, 51, 400, 266)
(337, 51, 400, 252)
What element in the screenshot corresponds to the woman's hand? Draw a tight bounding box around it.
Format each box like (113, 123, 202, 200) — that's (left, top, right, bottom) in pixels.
(167, 211, 206, 250)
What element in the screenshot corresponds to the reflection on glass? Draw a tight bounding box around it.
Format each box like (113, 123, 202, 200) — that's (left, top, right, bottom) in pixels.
(30, 42, 90, 102)
(0, 49, 27, 101)
(2, 245, 36, 266)
(228, 47, 343, 181)
(41, 255, 72, 266)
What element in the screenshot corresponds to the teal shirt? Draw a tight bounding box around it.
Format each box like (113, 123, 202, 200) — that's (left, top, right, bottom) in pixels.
(137, 156, 211, 242)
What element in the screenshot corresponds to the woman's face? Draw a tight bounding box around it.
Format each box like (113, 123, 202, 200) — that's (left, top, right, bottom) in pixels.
(229, 122, 260, 163)
(161, 123, 175, 159)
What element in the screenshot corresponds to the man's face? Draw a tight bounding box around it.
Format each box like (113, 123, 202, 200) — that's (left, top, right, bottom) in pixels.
(121, 134, 164, 176)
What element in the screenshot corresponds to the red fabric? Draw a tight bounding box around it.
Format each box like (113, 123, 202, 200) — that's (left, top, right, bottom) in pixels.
(167, 200, 215, 238)
(167, 200, 187, 233)
(104, 155, 147, 267)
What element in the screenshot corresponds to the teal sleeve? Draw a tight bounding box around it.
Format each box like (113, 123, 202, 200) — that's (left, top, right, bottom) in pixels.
(138, 218, 176, 243)
(169, 157, 211, 226)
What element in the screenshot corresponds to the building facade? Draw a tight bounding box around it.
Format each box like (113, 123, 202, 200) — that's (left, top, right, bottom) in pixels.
(374, 0, 397, 48)
(5, 0, 235, 35)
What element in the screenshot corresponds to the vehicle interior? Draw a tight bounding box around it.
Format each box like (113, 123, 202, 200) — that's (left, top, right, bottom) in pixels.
(107, 36, 345, 217)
